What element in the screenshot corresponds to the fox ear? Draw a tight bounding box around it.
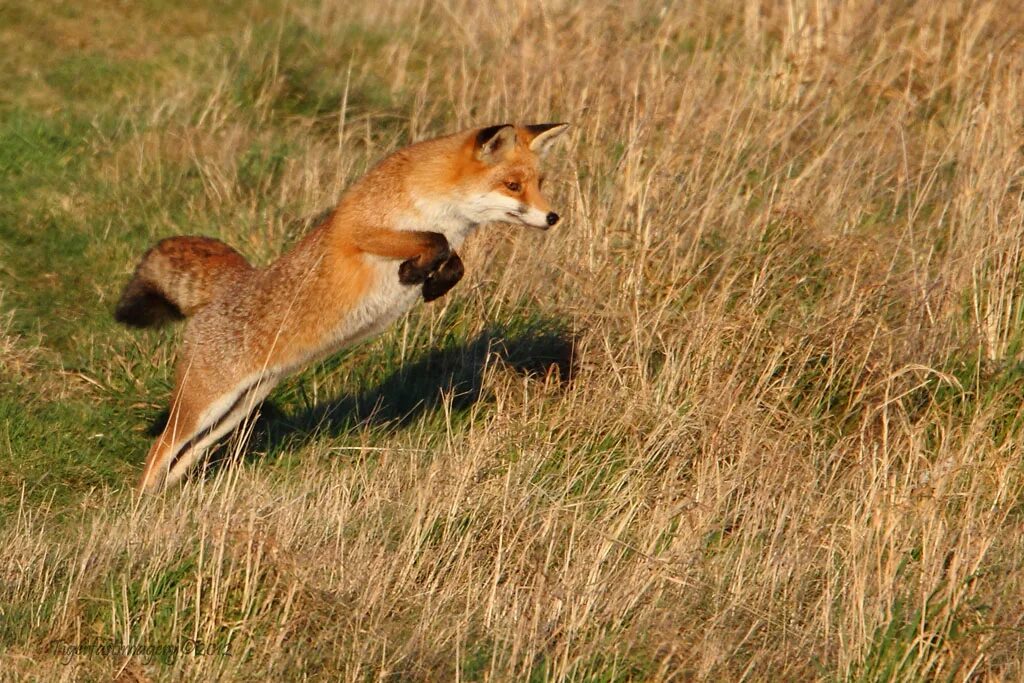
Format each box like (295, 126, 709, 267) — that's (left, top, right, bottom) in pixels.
(524, 123, 570, 158)
(475, 124, 517, 164)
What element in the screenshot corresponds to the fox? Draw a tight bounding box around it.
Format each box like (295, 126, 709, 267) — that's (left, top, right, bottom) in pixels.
(115, 122, 571, 493)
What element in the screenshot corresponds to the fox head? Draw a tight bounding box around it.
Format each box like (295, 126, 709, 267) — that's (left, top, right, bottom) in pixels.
(456, 122, 571, 230)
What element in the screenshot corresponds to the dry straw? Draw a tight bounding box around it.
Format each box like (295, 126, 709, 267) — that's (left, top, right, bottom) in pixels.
(4, 0, 1024, 680)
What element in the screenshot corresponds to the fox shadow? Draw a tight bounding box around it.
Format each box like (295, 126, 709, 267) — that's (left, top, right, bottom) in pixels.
(159, 319, 578, 472)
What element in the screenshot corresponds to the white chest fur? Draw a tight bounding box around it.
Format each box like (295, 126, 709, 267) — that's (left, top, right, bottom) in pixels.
(344, 256, 422, 346)
(316, 201, 478, 362)
(405, 196, 479, 250)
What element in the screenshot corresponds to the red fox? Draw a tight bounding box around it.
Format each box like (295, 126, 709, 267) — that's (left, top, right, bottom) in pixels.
(116, 122, 570, 492)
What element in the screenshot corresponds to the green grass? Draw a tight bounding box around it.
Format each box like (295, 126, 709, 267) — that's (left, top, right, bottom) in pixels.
(0, 5, 435, 516)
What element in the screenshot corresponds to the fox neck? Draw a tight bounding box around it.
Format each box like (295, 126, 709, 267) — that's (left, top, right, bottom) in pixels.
(403, 195, 479, 250)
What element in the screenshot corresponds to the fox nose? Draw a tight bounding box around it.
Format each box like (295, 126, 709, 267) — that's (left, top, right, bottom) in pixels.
(546, 212, 559, 226)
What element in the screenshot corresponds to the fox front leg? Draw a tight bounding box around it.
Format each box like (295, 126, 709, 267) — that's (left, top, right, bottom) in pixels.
(421, 252, 464, 302)
(351, 226, 461, 301)
(395, 232, 451, 285)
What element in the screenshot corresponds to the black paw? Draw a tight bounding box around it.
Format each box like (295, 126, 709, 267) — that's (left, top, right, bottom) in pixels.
(423, 252, 465, 302)
(399, 258, 429, 285)
(398, 232, 450, 285)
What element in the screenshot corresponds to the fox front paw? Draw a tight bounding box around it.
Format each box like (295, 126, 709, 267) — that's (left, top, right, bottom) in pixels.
(398, 258, 428, 284)
(398, 232, 451, 285)
(422, 252, 465, 302)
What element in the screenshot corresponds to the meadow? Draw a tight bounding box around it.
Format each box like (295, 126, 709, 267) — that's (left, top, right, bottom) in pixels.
(2, 0, 1024, 679)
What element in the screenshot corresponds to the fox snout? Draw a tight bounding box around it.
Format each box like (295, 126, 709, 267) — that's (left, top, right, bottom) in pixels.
(508, 202, 560, 230)
(510, 207, 560, 230)
(507, 196, 565, 231)
(532, 210, 560, 230)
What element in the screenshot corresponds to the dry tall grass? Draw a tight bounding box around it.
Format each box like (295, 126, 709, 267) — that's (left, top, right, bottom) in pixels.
(5, 0, 1024, 680)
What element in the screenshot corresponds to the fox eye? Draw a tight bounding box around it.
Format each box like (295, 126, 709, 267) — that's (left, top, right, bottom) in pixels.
(504, 180, 522, 193)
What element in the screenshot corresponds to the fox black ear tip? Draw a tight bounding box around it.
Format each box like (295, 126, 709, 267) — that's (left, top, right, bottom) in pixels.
(476, 123, 514, 145)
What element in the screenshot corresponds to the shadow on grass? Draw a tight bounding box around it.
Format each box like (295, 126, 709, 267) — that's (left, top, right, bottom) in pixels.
(153, 318, 577, 476)
(266, 320, 577, 442)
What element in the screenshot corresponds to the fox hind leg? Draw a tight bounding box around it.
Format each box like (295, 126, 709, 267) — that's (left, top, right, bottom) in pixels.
(138, 373, 275, 493)
(138, 389, 206, 492)
(162, 382, 266, 488)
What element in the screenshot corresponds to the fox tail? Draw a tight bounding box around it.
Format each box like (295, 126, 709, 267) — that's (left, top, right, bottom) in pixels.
(114, 236, 252, 328)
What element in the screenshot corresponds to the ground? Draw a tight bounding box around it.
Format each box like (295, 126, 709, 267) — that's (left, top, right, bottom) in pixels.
(2, 0, 1024, 680)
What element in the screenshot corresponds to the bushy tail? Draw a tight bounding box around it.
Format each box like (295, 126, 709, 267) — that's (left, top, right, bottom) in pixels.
(115, 236, 253, 328)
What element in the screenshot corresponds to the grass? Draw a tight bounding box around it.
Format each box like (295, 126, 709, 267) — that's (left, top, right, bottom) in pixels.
(3, 0, 1024, 679)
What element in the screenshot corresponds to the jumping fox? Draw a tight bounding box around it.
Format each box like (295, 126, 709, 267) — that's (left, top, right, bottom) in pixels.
(115, 122, 571, 492)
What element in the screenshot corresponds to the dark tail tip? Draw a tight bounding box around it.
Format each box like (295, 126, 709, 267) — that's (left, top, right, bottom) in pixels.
(114, 279, 184, 328)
